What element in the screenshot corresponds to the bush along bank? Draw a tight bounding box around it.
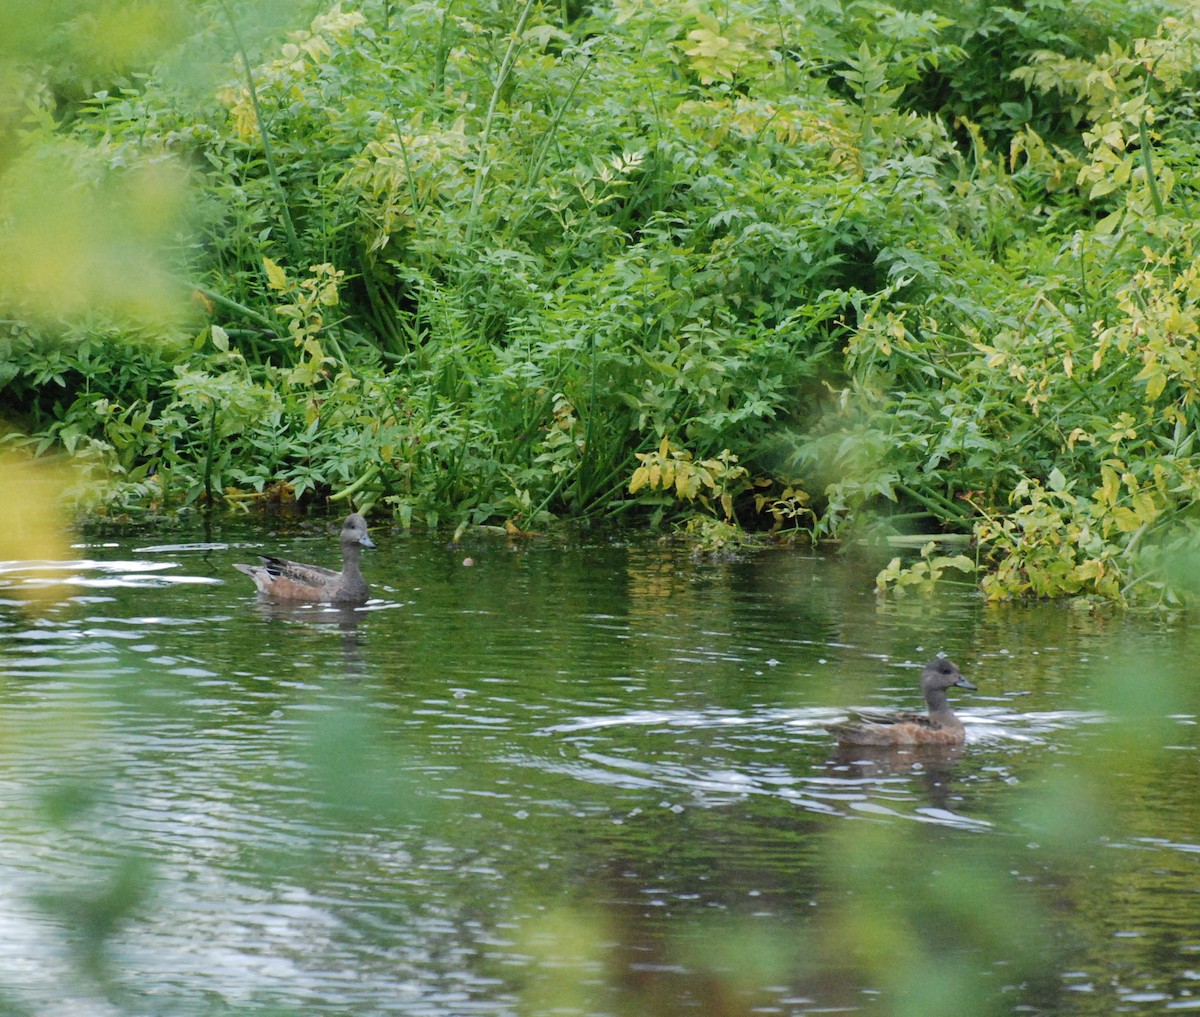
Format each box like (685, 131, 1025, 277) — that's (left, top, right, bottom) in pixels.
(3, 0, 1199, 605)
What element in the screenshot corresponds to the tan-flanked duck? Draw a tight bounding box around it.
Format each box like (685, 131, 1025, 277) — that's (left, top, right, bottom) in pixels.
(233, 513, 375, 604)
(829, 657, 976, 747)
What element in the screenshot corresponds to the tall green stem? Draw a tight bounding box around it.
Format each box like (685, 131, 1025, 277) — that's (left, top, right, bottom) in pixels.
(219, 0, 303, 264)
(465, 0, 537, 244)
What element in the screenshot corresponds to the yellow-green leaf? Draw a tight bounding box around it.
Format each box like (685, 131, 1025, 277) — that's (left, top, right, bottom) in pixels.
(1110, 506, 1142, 532)
(263, 256, 289, 291)
(1132, 491, 1158, 524)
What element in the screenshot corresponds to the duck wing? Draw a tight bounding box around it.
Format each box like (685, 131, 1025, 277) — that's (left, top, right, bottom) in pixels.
(827, 708, 948, 744)
(257, 555, 340, 588)
(849, 708, 936, 728)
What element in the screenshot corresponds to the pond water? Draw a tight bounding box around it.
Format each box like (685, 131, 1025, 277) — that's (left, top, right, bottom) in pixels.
(0, 520, 1198, 1016)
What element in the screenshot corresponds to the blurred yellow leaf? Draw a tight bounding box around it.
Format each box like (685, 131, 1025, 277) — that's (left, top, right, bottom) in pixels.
(0, 451, 74, 614)
(0, 141, 190, 327)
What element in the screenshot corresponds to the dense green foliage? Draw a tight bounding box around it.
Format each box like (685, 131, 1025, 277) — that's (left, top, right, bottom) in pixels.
(4, 0, 1200, 603)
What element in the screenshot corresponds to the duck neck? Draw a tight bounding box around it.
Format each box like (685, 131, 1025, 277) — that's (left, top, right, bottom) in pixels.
(924, 687, 960, 726)
(341, 540, 363, 578)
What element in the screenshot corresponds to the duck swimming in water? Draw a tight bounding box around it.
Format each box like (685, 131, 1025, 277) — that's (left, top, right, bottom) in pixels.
(232, 513, 375, 604)
(828, 658, 976, 747)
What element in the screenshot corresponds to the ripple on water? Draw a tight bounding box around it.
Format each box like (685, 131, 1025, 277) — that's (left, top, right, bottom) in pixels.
(515, 704, 1029, 829)
(0, 531, 1197, 1014)
(0, 558, 226, 593)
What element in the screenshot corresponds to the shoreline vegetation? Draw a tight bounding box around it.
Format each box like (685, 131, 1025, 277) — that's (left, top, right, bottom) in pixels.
(3, 0, 1200, 605)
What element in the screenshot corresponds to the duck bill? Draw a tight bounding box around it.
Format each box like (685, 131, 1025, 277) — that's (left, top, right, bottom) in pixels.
(955, 677, 977, 691)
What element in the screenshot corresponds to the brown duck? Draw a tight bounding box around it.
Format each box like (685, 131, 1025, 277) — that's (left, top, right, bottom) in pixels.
(233, 513, 375, 604)
(829, 658, 976, 747)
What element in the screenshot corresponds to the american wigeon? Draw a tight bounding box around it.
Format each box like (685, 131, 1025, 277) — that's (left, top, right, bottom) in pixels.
(829, 657, 976, 747)
(233, 513, 375, 604)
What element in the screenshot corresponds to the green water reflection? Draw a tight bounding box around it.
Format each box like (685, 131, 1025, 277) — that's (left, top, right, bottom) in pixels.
(0, 524, 1197, 1016)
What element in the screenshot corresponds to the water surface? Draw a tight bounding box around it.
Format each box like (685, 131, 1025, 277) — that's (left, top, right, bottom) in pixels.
(0, 521, 1197, 1016)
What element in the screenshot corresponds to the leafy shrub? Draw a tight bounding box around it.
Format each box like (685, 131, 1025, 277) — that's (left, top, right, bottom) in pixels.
(5, 0, 1200, 602)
